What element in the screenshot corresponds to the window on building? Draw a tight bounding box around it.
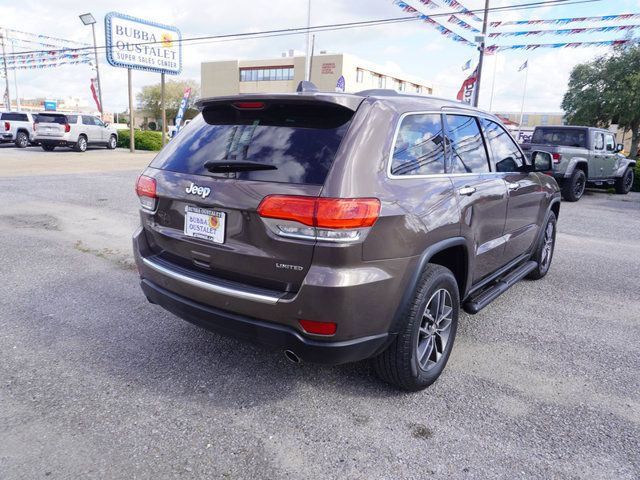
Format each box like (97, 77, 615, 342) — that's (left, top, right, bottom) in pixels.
(445, 115, 490, 173)
(415, 85, 422, 94)
(239, 66, 294, 82)
(356, 68, 364, 83)
(398, 81, 405, 92)
(391, 113, 446, 176)
(541, 114, 549, 126)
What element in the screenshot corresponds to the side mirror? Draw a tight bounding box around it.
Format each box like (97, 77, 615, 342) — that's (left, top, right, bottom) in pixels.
(103, 122, 110, 127)
(615, 143, 624, 153)
(531, 151, 553, 172)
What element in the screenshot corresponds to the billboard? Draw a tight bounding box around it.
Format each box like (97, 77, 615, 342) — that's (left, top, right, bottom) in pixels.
(104, 12, 181, 75)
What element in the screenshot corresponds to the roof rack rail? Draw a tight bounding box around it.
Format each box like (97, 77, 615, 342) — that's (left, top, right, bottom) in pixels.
(296, 81, 319, 93)
(355, 89, 400, 96)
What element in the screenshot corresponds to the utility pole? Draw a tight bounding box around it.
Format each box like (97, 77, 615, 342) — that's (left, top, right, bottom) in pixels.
(304, 0, 312, 81)
(473, 0, 490, 108)
(10, 39, 20, 110)
(0, 31, 11, 111)
(91, 22, 104, 117)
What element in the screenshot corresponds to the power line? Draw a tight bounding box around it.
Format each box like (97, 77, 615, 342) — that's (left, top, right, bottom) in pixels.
(0, 0, 602, 59)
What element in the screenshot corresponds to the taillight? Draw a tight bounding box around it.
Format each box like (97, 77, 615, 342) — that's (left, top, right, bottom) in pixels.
(233, 101, 265, 109)
(552, 153, 562, 163)
(299, 319, 337, 335)
(136, 175, 157, 210)
(33, 122, 36, 131)
(3, 121, 9, 131)
(257, 195, 380, 242)
(64, 123, 71, 133)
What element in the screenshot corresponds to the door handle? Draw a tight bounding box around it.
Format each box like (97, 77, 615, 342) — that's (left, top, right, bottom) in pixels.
(507, 182, 521, 191)
(458, 186, 476, 196)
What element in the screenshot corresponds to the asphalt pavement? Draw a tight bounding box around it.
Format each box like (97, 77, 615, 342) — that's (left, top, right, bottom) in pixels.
(1, 147, 639, 479)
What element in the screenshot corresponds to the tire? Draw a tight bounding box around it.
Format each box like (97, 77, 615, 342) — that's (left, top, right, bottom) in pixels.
(527, 211, 557, 280)
(615, 167, 634, 195)
(561, 168, 586, 202)
(372, 264, 459, 391)
(74, 135, 87, 152)
(41, 144, 55, 151)
(106, 134, 117, 150)
(15, 131, 29, 148)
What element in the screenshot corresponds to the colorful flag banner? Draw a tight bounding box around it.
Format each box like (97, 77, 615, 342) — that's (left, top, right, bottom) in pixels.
(457, 65, 478, 104)
(2, 27, 90, 47)
(490, 13, 640, 28)
(488, 24, 639, 38)
(414, 0, 480, 32)
(461, 58, 472, 70)
(174, 88, 192, 134)
(486, 39, 632, 53)
(431, 0, 482, 23)
(335, 75, 346, 92)
(90, 78, 101, 113)
(518, 60, 528, 71)
(6, 58, 92, 70)
(447, 14, 480, 32)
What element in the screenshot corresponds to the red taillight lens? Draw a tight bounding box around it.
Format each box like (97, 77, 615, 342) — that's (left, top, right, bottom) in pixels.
(257, 196, 380, 229)
(136, 175, 157, 210)
(316, 198, 380, 229)
(299, 319, 337, 335)
(64, 123, 71, 133)
(233, 101, 265, 109)
(258, 195, 315, 226)
(552, 153, 562, 163)
(4, 121, 9, 131)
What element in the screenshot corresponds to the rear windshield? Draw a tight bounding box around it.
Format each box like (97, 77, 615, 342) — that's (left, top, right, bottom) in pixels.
(1, 112, 28, 121)
(36, 114, 67, 124)
(531, 128, 587, 148)
(150, 102, 354, 185)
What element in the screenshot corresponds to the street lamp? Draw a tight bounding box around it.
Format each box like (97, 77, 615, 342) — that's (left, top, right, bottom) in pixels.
(79, 13, 104, 117)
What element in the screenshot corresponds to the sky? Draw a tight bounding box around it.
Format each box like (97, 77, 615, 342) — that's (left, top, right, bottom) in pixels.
(2, 0, 640, 114)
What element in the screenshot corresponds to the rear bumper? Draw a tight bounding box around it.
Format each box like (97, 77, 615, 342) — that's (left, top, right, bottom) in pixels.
(141, 278, 391, 365)
(1, 133, 13, 141)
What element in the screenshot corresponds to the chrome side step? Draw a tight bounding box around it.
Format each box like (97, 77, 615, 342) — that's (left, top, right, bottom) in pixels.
(463, 260, 537, 314)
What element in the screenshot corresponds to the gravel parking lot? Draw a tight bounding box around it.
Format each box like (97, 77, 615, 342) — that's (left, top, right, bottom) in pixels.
(1, 147, 639, 479)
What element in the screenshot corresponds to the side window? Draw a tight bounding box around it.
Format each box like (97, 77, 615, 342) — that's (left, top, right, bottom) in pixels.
(594, 132, 604, 150)
(67, 115, 78, 124)
(480, 118, 525, 172)
(93, 117, 104, 127)
(82, 115, 94, 125)
(444, 115, 490, 173)
(390, 113, 446, 176)
(605, 134, 615, 152)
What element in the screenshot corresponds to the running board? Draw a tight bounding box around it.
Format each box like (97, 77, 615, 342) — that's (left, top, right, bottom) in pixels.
(463, 261, 537, 314)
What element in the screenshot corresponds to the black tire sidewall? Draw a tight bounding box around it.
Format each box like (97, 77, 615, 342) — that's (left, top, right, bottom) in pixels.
(107, 135, 117, 149)
(620, 168, 633, 194)
(528, 211, 557, 279)
(563, 169, 586, 201)
(408, 271, 460, 387)
(76, 136, 87, 152)
(15, 132, 28, 148)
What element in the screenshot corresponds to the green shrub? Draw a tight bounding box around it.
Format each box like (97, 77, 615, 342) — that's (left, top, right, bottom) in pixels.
(117, 129, 163, 151)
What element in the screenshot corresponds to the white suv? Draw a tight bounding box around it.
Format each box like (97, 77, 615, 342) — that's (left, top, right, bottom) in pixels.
(34, 113, 118, 152)
(0, 111, 38, 148)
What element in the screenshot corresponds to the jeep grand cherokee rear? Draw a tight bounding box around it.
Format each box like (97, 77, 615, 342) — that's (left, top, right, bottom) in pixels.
(134, 88, 560, 391)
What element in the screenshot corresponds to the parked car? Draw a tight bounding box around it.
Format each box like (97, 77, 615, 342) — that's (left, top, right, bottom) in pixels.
(0, 111, 39, 148)
(521, 126, 636, 201)
(133, 84, 561, 391)
(34, 113, 118, 152)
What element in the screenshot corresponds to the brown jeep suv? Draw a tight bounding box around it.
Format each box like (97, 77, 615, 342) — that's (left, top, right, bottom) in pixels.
(133, 84, 560, 391)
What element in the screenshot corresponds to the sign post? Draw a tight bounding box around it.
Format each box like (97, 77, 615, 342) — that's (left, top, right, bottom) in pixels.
(161, 72, 166, 146)
(104, 12, 182, 152)
(128, 68, 134, 153)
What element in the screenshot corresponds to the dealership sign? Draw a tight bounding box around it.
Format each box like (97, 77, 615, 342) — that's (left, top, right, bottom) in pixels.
(104, 12, 181, 75)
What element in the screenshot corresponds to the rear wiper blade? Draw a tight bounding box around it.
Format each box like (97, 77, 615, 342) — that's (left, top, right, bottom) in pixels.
(204, 160, 277, 172)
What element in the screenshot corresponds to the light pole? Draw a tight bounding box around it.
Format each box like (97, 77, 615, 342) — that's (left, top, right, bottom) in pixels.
(473, 0, 490, 108)
(79, 13, 104, 117)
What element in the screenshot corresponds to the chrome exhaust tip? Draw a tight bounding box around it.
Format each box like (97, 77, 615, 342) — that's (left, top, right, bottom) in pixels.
(284, 350, 301, 364)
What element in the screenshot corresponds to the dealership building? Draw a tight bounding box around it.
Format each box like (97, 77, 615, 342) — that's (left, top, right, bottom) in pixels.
(201, 51, 436, 97)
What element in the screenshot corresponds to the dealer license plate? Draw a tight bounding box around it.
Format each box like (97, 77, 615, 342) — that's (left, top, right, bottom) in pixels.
(184, 205, 226, 244)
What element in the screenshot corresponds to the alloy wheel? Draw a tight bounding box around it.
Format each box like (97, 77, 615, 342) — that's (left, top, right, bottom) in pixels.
(416, 288, 453, 371)
(574, 175, 586, 198)
(624, 170, 634, 192)
(540, 221, 555, 269)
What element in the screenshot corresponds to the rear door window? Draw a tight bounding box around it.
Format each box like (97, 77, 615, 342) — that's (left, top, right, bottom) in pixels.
(390, 113, 445, 176)
(150, 102, 354, 185)
(594, 132, 604, 150)
(444, 114, 490, 173)
(480, 118, 525, 172)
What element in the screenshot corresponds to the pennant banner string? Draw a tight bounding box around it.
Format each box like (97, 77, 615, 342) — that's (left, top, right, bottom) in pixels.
(489, 24, 640, 37)
(486, 39, 632, 53)
(414, 0, 480, 32)
(394, 1, 476, 45)
(490, 13, 640, 28)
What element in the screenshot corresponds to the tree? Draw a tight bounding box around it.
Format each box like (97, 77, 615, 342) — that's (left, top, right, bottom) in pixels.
(136, 79, 200, 127)
(562, 44, 640, 159)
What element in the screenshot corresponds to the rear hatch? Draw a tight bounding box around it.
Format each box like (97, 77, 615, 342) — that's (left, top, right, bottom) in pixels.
(34, 113, 68, 138)
(140, 96, 361, 293)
